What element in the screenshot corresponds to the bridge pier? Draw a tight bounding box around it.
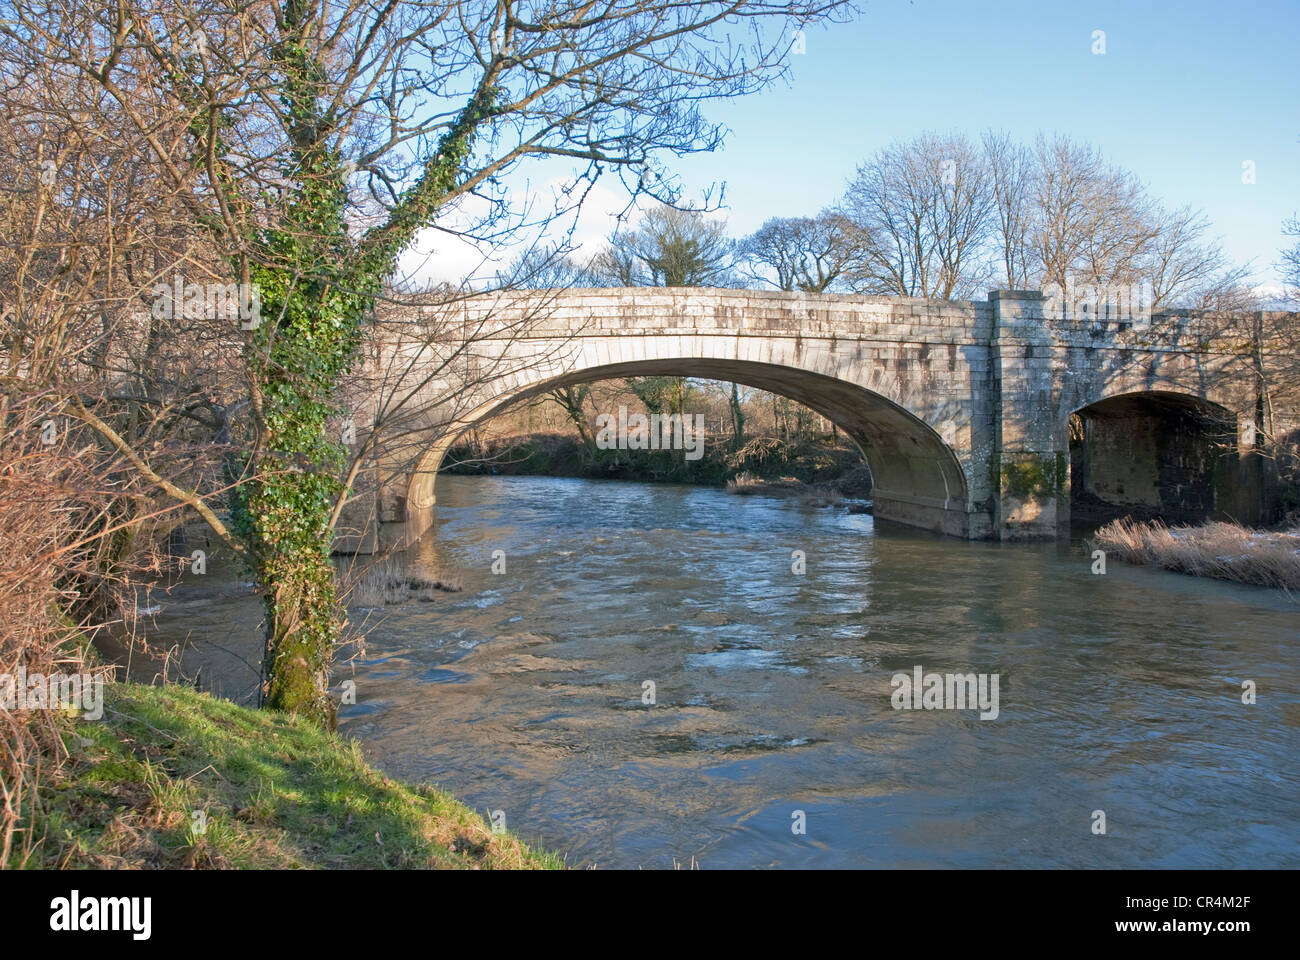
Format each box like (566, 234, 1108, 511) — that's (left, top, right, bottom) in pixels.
(870, 491, 979, 538)
(988, 291, 1070, 540)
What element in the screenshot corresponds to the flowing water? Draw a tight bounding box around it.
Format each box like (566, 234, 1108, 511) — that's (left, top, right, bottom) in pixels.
(331, 475, 1299, 868)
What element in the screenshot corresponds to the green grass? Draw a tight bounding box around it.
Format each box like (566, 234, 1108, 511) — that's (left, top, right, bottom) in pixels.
(15, 682, 561, 869)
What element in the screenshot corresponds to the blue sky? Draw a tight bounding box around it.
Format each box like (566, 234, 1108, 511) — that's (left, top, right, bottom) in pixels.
(668, 0, 1299, 287)
(407, 0, 1299, 289)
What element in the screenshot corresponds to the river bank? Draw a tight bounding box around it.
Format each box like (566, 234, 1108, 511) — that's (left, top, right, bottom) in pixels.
(14, 680, 558, 869)
(441, 431, 874, 499)
(1092, 518, 1300, 592)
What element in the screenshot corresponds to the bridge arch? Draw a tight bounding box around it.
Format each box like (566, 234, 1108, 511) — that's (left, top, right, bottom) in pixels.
(400, 356, 971, 546)
(1066, 389, 1254, 526)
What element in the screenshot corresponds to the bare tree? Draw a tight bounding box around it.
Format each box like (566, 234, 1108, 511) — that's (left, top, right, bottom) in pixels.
(1028, 135, 1160, 293)
(0, 37, 247, 857)
(1264, 217, 1300, 455)
(983, 130, 1033, 290)
(983, 132, 1241, 309)
(739, 211, 858, 291)
(591, 205, 736, 287)
(840, 131, 995, 299)
(496, 243, 592, 290)
(1140, 205, 1249, 309)
(1281, 215, 1300, 298)
(0, 21, 243, 602)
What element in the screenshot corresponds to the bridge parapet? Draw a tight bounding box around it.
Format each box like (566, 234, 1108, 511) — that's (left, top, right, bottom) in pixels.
(451, 287, 994, 342)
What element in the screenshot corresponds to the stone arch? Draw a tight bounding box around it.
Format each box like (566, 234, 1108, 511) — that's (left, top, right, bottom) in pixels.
(1066, 389, 1247, 525)
(1060, 367, 1248, 437)
(400, 356, 971, 546)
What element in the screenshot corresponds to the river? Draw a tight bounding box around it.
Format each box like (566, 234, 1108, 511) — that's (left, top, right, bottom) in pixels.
(329, 475, 1300, 868)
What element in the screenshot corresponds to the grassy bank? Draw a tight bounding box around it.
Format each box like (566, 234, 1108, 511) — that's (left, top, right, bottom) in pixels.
(1093, 518, 1300, 592)
(13, 681, 559, 869)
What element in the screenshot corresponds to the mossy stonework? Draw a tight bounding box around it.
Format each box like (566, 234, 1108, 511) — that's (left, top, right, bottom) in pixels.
(1000, 452, 1068, 499)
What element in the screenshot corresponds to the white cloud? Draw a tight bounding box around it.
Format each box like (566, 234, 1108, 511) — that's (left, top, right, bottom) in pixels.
(395, 177, 652, 288)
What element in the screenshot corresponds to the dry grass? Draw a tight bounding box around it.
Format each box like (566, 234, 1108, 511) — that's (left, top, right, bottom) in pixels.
(0, 398, 116, 867)
(724, 472, 805, 496)
(1093, 518, 1300, 592)
(724, 471, 766, 495)
(725, 471, 846, 508)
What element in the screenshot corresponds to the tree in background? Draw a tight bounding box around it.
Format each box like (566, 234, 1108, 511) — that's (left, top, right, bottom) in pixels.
(838, 131, 995, 299)
(1142, 205, 1248, 309)
(982, 130, 1034, 290)
(1026, 135, 1157, 294)
(1280, 216, 1300, 300)
(728, 381, 746, 446)
(1267, 216, 1300, 494)
(497, 243, 593, 290)
(543, 384, 595, 450)
(994, 134, 1244, 307)
(739, 212, 859, 291)
(589, 204, 734, 427)
(591, 205, 736, 287)
(828, 129, 1247, 311)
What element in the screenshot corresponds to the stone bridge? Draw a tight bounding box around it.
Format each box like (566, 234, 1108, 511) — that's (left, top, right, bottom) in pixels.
(341, 288, 1290, 553)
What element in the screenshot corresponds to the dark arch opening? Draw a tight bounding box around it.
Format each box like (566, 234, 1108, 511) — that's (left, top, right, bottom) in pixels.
(1068, 391, 1243, 527)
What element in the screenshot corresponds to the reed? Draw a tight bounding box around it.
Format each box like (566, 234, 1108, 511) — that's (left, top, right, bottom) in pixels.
(1093, 518, 1300, 592)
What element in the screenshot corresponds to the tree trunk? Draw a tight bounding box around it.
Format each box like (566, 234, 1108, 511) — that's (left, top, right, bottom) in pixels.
(729, 382, 745, 448)
(247, 464, 343, 729)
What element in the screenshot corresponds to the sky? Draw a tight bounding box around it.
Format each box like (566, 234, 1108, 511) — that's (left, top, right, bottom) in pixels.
(400, 0, 1300, 292)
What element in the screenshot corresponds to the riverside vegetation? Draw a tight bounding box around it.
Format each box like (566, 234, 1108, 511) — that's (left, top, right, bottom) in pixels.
(1093, 518, 1300, 592)
(14, 680, 557, 870)
(443, 430, 874, 501)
